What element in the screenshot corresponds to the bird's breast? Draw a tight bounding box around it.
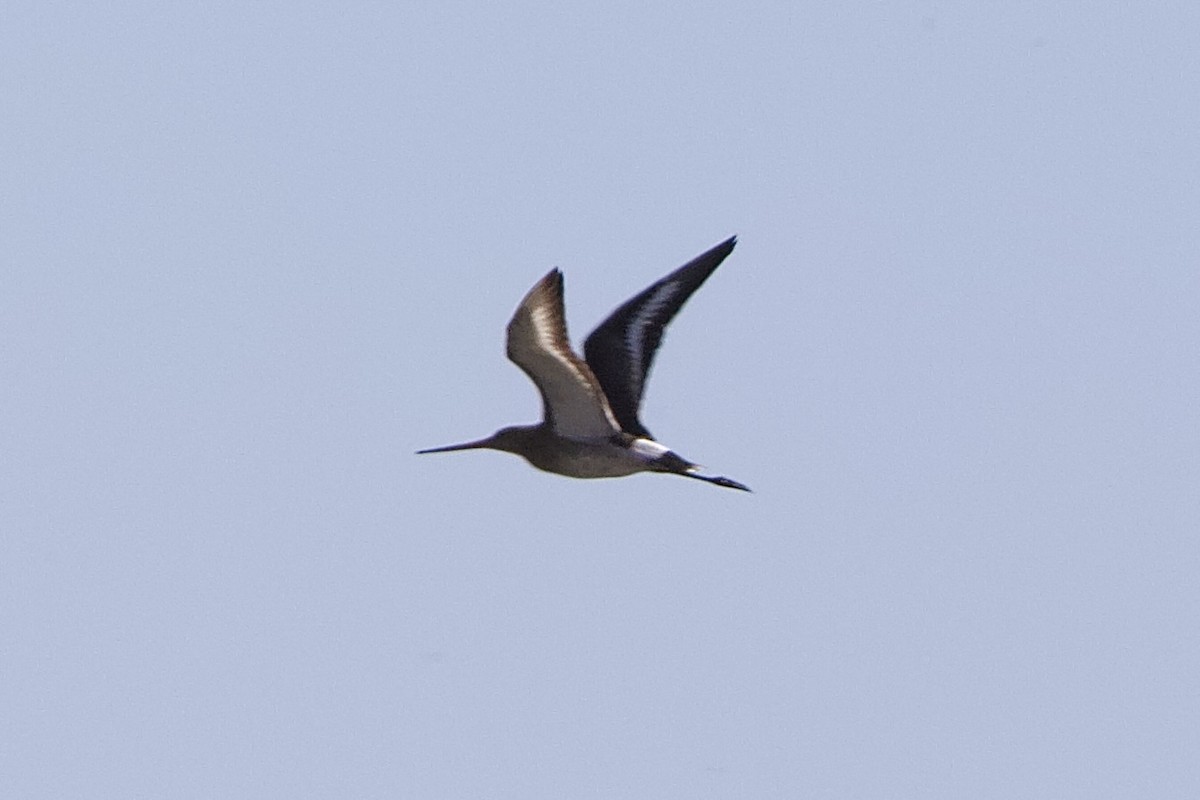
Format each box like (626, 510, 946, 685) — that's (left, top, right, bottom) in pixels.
(519, 435, 661, 479)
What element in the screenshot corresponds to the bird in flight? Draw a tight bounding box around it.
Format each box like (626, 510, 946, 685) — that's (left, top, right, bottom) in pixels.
(418, 237, 750, 492)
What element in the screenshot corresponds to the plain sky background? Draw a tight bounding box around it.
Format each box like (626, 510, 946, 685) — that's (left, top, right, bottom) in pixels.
(3, 2, 1198, 798)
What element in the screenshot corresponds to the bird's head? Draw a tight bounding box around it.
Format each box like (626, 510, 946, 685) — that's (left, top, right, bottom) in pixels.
(416, 425, 533, 457)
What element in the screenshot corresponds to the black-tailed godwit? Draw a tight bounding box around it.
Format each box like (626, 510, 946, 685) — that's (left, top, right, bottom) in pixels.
(418, 237, 750, 492)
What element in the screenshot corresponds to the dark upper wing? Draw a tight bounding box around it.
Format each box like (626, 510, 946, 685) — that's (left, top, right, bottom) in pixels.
(582, 236, 736, 438)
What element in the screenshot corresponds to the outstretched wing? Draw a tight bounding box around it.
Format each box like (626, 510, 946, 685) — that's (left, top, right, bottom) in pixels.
(582, 236, 736, 438)
(506, 269, 622, 439)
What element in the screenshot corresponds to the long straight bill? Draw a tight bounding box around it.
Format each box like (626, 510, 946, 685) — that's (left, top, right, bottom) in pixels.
(415, 438, 492, 454)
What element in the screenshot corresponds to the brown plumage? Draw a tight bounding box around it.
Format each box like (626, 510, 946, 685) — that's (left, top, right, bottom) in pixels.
(418, 237, 750, 492)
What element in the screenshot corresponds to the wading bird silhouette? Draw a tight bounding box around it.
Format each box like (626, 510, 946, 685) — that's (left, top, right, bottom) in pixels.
(418, 237, 750, 492)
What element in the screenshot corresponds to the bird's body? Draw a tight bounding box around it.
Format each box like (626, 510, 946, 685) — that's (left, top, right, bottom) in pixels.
(473, 426, 658, 478)
(418, 237, 750, 492)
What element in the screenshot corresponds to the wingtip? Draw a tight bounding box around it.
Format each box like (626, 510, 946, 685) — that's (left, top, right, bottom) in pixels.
(531, 267, 563, 295)
(701, 235, 736, 262)
(688, 235, 738, 274)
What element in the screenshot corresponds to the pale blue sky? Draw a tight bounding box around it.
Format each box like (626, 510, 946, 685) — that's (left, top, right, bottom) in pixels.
(3, 3, 1198, 797)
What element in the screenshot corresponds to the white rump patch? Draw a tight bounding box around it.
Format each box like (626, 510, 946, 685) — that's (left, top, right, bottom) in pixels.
(630, 437, 670, 459)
